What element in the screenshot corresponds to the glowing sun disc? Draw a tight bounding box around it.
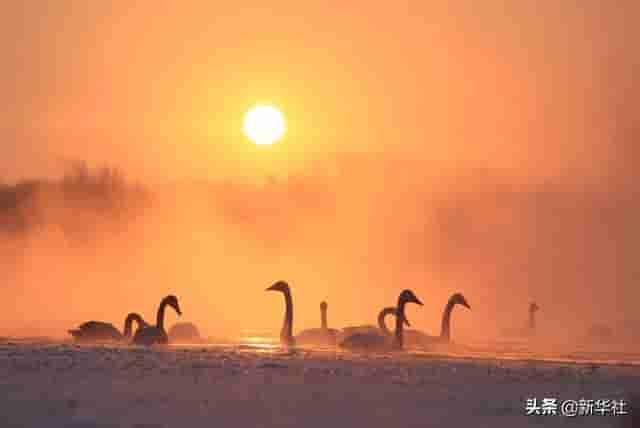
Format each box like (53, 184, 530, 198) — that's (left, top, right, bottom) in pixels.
(243, 105, 285, 145)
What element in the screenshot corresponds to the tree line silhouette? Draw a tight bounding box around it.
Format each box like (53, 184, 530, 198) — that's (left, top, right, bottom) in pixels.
(0, 160, 333, 245)
(0, 161, 149, 241)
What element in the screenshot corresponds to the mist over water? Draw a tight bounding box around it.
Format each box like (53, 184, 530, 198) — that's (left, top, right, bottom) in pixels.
(1, 0, 638, 364)
(3, 5, 640, 428)
(1, 151, 638, 363)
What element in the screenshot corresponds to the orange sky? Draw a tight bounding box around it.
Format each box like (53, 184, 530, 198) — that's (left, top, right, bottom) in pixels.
(3, 1, 637, 182)
(1, 2, 639, 342)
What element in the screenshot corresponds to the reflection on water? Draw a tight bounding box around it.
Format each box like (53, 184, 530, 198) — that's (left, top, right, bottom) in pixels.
(5, 332, 640, 366)
(238, 329, 279, 346)
(220, 334, 640, 366)
(166, 329, 284, 355)
(234, 329, 284, 354)
(405, 339, 640, 367)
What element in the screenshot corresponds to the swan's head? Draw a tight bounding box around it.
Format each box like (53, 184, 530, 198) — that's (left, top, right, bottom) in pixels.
(164, 295, 182, 316)
(126, 312, 143, 324)
(125, 313, 148, 328)
(399, 289, 423, 306)
(529, 302, 539, 313)
(320, 301, 328, 311)
(123, 312, 148, 336)
(266, 280, 290, 294)
(451, 293, 471, 309)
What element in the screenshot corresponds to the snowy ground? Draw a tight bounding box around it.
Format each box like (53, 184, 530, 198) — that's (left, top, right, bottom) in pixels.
(0, 340, 638, 428)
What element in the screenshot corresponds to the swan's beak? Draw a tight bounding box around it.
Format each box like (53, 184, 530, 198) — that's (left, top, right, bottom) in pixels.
(175, 304, 182, 316)
(413, 296, 424, 306)
(463, 301, 471, 310)
(266, 282, 288, 292)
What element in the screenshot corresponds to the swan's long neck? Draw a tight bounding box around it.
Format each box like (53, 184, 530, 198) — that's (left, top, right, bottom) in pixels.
(529, 309, 536, 330)
(321, 307, 328, 330)
(157, 300, 168, 331)
(123, 314, 136, 337)
(124, 313, 145, 337)
(392, 300, 406, 349)
(281, 289, 294, 343)
(440, 299, 456, 341)
(378, 307, 395, 336)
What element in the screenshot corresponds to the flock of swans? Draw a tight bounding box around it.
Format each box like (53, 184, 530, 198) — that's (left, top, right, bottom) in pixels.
(69, 295, 182, 346)
(69, 281, 540, 351)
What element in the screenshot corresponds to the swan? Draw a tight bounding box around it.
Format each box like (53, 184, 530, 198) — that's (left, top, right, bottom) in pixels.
(133, 295, 182, 346)
(339, 289, 423, 351)
(266, 280, 296, 347)
(336, 306, 405, 343)
(528, 302, 539, 331)
(168, 322, 203, 343)
(583, 323, 614, 343)
(386, 293, 471, 347)
(296, 301, 340, 346)
(501, 302, 539, 338)
(337, 307, 407, 350)
(68, 312, 148, 342)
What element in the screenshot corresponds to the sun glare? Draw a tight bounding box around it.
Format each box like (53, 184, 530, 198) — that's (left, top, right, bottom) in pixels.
(243, 105, 286, 145)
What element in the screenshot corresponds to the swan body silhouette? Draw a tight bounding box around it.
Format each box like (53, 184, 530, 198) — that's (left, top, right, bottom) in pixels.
(69, 313, 148, 342)
(133, 295, 182, 346)
(395, 293, 471, 347)
(296, 301, 339, 346)
(339, 290, 423, 351)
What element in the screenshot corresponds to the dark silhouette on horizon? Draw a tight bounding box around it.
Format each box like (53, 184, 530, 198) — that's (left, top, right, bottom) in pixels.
(69, 312, 149, 342)
(133, 295, 182, 346)
(339, 289, 422, 352)
(168, 322, 203, 343)
(390, 292, 471, 348)
(295, 301, 339, 346)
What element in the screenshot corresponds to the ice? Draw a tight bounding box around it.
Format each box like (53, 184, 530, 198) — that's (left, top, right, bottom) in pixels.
(0, 339, 638, 427)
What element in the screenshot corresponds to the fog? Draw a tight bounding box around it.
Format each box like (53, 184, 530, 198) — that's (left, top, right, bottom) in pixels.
(1, 1, 638, 351)
(0, 151, 637, 350)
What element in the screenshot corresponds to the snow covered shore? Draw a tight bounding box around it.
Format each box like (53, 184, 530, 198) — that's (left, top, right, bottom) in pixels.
(0, 340, 638, 428)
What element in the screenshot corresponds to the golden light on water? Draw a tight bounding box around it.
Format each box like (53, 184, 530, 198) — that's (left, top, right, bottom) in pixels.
(243, 105, 286, 145)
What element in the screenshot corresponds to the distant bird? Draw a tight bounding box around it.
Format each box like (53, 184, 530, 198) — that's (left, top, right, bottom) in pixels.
(296, 301, 340, 346)
(584, 323, 614, 343)
(528, 302, 539, 330)
(389, 293, 471, 347)
(339, 289, 423, 351)
(69, 313, 149, 342)
(133, 295, 182, 346)
(168, 322, 203, 343)
(266, 281, 296, 347)
(501, 302, 539, 338)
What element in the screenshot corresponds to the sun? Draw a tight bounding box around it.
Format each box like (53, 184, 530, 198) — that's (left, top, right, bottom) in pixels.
(243, 105, 286, 145)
